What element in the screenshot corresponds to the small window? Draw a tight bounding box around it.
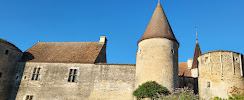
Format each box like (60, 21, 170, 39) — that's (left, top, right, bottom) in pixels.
(32, 68, 41, 80)
(207, 82, 210, 88)
(68, 69, 78, 82)
(25, 95, 33, 100)
(205, 57, 208, 62)
(0, 72, 2, 78)
(5, 50, 9, 55)
(171, 49, 174, 54)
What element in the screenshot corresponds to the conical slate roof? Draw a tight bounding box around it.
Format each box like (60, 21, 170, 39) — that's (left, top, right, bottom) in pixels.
(138, 3, 178, 44)
(191, 42, 202, 69)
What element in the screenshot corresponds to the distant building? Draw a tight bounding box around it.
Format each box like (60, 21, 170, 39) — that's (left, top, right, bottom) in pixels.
(0, 2, 243, 100)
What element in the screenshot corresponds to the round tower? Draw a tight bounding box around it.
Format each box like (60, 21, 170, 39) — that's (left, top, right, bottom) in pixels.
(135, 3, 179, 90)
(0, 39, 22, 100)
(198, 50, 244, 99)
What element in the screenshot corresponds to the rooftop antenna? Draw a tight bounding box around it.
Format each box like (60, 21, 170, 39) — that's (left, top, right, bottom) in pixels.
(158, 0, 160, 4)
(195, 27, 198, 43)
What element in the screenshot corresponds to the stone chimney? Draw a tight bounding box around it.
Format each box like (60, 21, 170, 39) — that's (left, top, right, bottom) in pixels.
(187, 59, 193, 69)
(99, 36, 107, 44)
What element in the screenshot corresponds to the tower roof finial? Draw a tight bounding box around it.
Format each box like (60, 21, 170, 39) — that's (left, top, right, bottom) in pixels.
(195, 27, 198, 43)
(158, 0, 160, 4)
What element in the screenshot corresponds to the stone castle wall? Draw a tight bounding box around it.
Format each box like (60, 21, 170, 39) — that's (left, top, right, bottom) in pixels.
(0, 42, 22, 100)
(135, 38, 179, 90)
(198, 51, 244, 99)
(15, 63, 135, 100)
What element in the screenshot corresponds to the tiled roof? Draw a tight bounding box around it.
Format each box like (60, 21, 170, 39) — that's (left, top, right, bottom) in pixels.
(138, 3, 178, 44)
(192, 43, 202, 69)
(178, 62, 191, 77)
(21, 42, 105, 63)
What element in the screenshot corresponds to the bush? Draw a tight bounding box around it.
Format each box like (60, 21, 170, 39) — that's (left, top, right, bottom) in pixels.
(211, 97, 227, 100)
(160, 87, 198, 100)
(212, 94, 244, 100)
(133, 81, 171, 100)
(229, 94, 244, 100)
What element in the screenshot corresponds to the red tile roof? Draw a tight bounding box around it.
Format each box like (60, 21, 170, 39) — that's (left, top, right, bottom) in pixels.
(21, 42, 105, 63)
(178, 62, 192, 77)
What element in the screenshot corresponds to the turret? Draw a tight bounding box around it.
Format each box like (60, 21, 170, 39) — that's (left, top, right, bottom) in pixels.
(135, 2, 179, 90)
(0, 39, 22, 100)
(198, 50, 244, 99)
(192, 27, 202, 69)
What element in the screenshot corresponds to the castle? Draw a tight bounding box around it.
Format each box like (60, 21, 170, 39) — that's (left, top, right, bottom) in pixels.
(0, 2, 243, 100)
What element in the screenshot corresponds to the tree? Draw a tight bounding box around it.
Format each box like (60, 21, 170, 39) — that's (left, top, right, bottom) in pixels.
(133, 81, 171, 100)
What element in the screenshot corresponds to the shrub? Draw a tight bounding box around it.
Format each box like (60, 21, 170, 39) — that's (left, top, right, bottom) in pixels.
(160, 87, 198, 100)
(211, 97, 227, 100)
(211, 94, 244, 100)
(229, 94, 244, 100)
(133, 81, 171, 100)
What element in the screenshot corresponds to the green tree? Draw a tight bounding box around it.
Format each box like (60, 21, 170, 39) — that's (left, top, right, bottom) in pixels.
(133, 81, 170, 100)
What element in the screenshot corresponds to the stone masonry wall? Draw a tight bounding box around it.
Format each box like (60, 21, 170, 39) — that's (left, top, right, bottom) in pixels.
(15, 63, 135, 100)
(136, 38, 179, 90)
(198, 51, 244, 100)
(0, 42, 22, 100)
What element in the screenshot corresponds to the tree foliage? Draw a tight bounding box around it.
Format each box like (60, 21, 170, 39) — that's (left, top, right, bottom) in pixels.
(133, 81, 171, 100)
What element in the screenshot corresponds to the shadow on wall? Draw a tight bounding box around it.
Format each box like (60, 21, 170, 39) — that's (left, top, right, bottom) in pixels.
(10, 62, 26, 100)
(20, 52, 34, 62)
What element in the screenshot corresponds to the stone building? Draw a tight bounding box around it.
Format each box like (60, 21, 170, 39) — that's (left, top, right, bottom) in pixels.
(198, 51, 244, 99)
(0, 2, 243, 100)
(0, 39, 22, 100)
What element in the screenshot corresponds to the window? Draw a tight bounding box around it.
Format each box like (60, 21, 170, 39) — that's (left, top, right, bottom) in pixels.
(171, 49, 174, 54)
(26, 95, 33, 100)
(68, 69, 78, 82)
(205, 57, 208, 63)
(32, 68, 41, 80)
(5, 50, 9, 55)
(207, 82, 210, 88)
(0, 72, 2, 78)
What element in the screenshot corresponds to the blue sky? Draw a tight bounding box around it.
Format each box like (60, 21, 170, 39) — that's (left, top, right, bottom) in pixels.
(0, 0, 243, 64)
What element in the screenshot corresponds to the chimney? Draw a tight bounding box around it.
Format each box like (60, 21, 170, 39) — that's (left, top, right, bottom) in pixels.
(99, 36, 107, 44)
(187, 59, 193, 69)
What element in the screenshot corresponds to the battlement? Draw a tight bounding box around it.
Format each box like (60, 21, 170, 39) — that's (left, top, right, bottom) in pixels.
(198, 50, 243, 77)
